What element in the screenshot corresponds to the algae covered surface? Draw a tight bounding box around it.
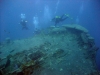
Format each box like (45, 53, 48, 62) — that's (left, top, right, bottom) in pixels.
(0, 24, 100, 75)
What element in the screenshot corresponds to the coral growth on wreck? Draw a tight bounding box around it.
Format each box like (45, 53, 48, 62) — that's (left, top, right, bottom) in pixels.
(0, 24, 100, 75)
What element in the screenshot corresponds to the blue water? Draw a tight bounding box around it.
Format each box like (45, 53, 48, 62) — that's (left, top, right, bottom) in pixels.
(0, 0, 100, 70)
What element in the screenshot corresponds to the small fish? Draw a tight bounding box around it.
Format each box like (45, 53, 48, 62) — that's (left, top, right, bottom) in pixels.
(4, 30, 10, 34)
(10, 49, 15, 53)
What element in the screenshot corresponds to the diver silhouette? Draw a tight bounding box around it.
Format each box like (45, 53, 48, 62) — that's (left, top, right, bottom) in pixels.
(52, 14, 69, 26)
(20, 20, 28, 30)
(19, 14, 28, 30)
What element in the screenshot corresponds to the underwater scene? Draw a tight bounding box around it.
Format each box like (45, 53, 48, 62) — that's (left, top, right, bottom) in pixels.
(0, 0, 100, 75)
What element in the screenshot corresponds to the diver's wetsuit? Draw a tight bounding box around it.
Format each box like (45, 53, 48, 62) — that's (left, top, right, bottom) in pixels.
(52, 14, 68, 26)
(20, 20, 28, 30)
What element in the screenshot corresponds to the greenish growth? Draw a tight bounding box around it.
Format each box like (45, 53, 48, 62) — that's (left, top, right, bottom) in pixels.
(0, 24, 100, 75)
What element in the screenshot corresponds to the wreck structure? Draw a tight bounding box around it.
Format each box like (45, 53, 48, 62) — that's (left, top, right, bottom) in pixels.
(0, 24, 100, 75)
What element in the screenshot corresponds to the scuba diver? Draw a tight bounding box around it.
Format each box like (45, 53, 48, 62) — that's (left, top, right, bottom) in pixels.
(52, 14, 69, 26)
(19, 14, 28, 30)
(20, 20, 28, 30)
